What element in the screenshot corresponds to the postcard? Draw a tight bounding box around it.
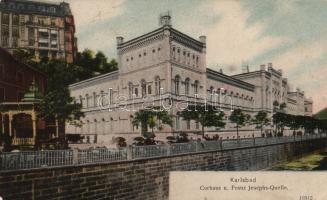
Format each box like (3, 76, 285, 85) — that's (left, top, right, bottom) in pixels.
(0, 0, 326, 199)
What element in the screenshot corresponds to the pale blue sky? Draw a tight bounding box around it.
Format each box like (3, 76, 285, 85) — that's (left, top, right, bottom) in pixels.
(53, 0, 327, 113)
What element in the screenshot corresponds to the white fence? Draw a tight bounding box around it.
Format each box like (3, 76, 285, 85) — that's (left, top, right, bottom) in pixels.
(0, 134, 326, 171)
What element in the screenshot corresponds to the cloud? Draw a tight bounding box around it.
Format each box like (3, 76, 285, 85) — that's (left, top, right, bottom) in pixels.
(79, 30, 120, 55)
(203, 1, 286, 71)
(50, 0, 125, 27)
(272, 39, 327, 73)
(270, 37, 327, 113)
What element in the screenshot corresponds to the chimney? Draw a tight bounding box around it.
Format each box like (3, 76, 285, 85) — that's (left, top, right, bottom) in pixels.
(199, 36, 206, 44)
(159, 12, 172, 27)
(116, 36, 124, 45)
(278, 69, 283, 75)
(267, 63, 273, 68)
(242, 64, 250, 73)
(260, 64, 266, 71)
(219, 68, 223, 74)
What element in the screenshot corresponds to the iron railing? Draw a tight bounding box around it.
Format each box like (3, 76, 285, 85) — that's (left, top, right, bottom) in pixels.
(78, 148, 127, 164)
(0, 133, 326, 171)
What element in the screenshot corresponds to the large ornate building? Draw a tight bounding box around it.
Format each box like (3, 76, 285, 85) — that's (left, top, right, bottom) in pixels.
(66, 15, 313, 147)
(0, 0, 77, 63)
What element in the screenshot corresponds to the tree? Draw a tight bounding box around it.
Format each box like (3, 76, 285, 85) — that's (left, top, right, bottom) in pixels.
(74, 49, 118, 81)
(132, 108, 173, 136)
(252, 111, 270, 136)
(179, 104, 225, 138)
(273, 112, 288, 136)
(287, 115, 302, 133)
(229, 109, 250, 139)
(36, 60, 84, 136)
(12, 49, 38, 67)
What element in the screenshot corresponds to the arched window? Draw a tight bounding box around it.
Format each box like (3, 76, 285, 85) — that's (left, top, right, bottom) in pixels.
(79, 95, 83, 107)
(85, 94, 89, 108)
(102, 118, 106, 134)
(100, 91, 105, 105)
(93, 92, 97, 107)
(185, 78, 190, 95)
(175, 75, 180, 95)
(109, 88, 113, 104)
(148, 85, 152, 95)
(155, 76, 161, 95)
(94, 119, 97, 134)
(172, 46, 176, 60)
(196, 56, 199, 67)
(186, 120, 190, 130)
(176, 116, 180, 130)
(177, 48, 181, 62)
(209, 86, 214, 101)
(141, 79, 146, 97)
(128, 82, 133, 98)
(86, 120, 90, 133)
(194, 80, 199, 95)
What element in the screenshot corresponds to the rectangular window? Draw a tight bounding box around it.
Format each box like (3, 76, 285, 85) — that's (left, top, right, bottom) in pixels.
(195, 121, 199, 129)
(2, 13, 9, 24)
(148, 85, 152, 95)
(186, 120, 190, 130)
(176, 116, 180, 130)
(1, 36, 9, 46)
(134, 88, 138, 97)
(12, 27, 19, 37)
(12, 38, 18, 47)
(12, 15, 19, 25)
(1, 25, 9, 36)
(0, 88, 5, 102)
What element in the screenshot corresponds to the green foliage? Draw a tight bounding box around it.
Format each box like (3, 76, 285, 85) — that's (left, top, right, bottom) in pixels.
(35, 60, 84, 124)
(179, 104, 225, 137)
(132, 108, 173, 136)
(12, 49, 38, 67)
(273, 112, 289, 136)
(273, 112, 325, 135)
(252, 111, 270, 134)
(229, 109, 250, 128)
(315, 107, 327, 120)
(74, 49, 118, 80)
(229, 109, 250, 138)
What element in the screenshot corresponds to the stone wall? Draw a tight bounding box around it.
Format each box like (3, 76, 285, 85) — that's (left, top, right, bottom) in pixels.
(0, 138, 326, 200)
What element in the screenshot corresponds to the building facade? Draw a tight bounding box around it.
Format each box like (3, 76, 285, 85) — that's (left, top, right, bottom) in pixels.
(0, 47, 46, 102)
(0, 47, 48, 148)
(66, 15, 313, 147)
(0, 0, 77, 63)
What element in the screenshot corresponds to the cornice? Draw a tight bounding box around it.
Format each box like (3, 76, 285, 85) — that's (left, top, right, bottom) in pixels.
(170, 28, 204, 52)
(117, 27, 165, 54)
(0, 0, 71, 17)
(69, 71, 119, 90)
(207, 68, 255, 92)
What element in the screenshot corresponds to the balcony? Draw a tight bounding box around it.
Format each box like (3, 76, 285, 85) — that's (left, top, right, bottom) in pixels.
(12, 138, 35, 146)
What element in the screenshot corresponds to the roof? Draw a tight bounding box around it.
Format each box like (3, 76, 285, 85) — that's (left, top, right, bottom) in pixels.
(69, 70, 119, 90)
(0, 47, 46, 77)
(0, 0, 72, 17)
(117, 26, 205, 52)
(206, 68, 255, 92)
